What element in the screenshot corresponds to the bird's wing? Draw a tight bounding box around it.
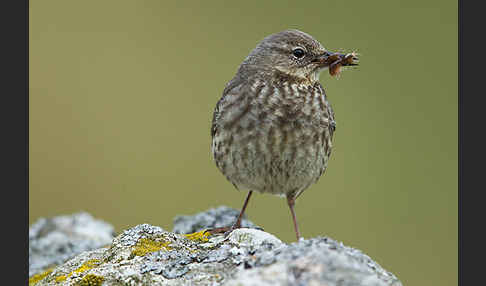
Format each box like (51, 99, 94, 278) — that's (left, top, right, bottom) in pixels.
(211, 78, 246, 138)
(211, 97, 223, 138)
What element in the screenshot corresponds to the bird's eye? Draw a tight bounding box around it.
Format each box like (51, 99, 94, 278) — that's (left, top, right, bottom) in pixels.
(292, 48, 306, 59)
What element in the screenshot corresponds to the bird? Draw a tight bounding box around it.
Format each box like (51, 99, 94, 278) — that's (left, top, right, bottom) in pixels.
(209, 29, 358, 240)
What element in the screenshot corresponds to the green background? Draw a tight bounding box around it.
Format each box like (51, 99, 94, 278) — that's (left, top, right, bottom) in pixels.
(29, 1, 457, 285)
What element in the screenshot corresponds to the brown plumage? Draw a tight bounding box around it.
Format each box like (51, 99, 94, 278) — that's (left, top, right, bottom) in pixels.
(210, 29, 358, 240)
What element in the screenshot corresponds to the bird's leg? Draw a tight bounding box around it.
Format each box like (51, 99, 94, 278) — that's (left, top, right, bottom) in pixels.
(287, 195, 301, 241)
(231, 190, 253, 229)
(206, 191, 253, 235)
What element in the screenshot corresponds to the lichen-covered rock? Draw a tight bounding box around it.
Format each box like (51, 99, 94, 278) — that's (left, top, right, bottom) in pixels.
(29, 209, 402, 286)
(226, 237, 402, 286)
(29, 212, 115, 277)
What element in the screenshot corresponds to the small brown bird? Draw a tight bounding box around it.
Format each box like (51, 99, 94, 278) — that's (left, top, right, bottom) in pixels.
(210, 29, 358, 240)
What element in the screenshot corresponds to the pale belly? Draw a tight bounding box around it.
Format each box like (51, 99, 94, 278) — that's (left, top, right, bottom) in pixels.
(213, 122, 332, 197)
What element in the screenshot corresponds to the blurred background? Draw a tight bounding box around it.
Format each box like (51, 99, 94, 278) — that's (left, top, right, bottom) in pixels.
(29, 0, 457, 285)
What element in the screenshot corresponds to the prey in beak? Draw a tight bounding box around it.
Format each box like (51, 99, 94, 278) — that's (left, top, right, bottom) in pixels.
(314, 51, 359, 76)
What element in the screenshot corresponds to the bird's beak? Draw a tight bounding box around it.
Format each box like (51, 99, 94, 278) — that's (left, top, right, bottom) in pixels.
(314, 51, 359, 67)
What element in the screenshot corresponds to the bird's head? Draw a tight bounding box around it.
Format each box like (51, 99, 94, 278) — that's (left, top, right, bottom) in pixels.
(240, 29, 358, 83)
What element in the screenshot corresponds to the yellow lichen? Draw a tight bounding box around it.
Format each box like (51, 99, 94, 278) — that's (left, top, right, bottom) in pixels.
(74, 259, 101, 274)
(184, 230, 211, 242)
(29, 269, 53, 285)
(54, 259, 101, 283)
(131, 238, 172, 257)
(77, 274, 104, 286)
(55, 275, 67, 282)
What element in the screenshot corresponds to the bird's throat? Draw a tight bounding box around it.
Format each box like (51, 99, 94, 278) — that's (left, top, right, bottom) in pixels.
(273, 69, 319, 86)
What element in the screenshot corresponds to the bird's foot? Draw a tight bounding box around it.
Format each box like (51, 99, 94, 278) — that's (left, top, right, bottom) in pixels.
(204, 224, 240, 237)
(205, 224, 264, 238)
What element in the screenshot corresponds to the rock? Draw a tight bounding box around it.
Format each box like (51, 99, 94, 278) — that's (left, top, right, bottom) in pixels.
(29, 212, 115, 277)
(29, 208, 402, 286)
(226, 237, 402, 286)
